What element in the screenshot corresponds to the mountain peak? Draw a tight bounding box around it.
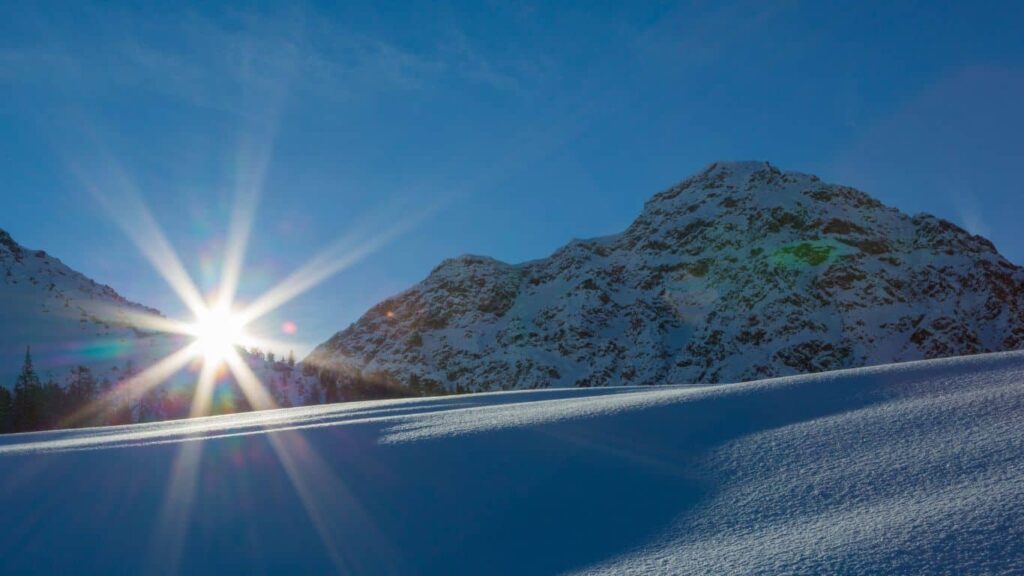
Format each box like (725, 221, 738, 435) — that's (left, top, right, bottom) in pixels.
(644, 160, 824, 210)
(0, 228, 23, 261)
(703, 159, 780, 176)
(429, 254, 512, 276)
(307, 163, 1024, 392)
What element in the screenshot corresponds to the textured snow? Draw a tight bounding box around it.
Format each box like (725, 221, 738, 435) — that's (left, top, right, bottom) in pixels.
(2, 351, 1023, 574)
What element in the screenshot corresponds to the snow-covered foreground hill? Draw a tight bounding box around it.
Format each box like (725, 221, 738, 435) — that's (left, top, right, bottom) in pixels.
(2, 351, 1023, 574)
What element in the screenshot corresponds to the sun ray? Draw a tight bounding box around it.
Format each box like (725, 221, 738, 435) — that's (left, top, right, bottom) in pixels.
(222, 352, 397, 572)
(216, 196, 257, 310)
(217, 57, 291, 310)
(223, 349, 278, 412)
(89, 304, 198, 337)
(147, 438, 204, 574)
(145, 360, 221, 572)
(60, 343, 200, 428)
(68, 150, 208, 317)
(188, 358, 223, 419)
(217, 145, 265, 310)
(236, 204, 435, 328)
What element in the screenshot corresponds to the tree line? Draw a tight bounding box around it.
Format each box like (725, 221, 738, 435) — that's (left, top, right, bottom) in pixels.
(0, 346, 440, 434)
(0, 348, 136, 433)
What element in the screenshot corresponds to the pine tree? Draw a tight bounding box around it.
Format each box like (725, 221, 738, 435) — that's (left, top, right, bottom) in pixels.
(40, 375, 65, 430)
(293, 380, 307, 406)
(0, 386, 13, 433)
(65, 366, 97, 427)
(13, 347, 43, 431)
(287, 350, 296, 367)
(319, 369, 340, 403)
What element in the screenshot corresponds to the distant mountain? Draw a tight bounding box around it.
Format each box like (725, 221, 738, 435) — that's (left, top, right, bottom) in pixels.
(306, 161, 1024, 391)
(0, 228, 180, 386)
(0, 229, 311, 409)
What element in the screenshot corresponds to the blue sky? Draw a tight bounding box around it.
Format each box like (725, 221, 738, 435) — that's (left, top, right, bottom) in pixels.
(2, 1, 1023, 356)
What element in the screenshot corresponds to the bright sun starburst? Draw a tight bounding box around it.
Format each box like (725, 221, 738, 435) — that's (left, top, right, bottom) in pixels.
(61, 92, 433, 574)
(188, 305, 248, 366)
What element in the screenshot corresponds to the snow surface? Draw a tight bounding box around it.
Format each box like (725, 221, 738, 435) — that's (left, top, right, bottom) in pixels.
(2, 351, 1023, 574)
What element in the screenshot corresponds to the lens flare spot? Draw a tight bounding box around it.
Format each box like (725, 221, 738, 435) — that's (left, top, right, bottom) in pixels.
(282, 320, 298, 335)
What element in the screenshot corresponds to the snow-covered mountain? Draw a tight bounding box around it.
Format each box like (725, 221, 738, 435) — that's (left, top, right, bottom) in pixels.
(0, 228, 180, 386)
(0, 229, 312, 408)
(307, 161, 1024, 391)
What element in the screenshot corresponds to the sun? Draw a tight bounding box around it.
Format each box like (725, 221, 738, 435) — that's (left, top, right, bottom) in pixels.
(190, 305, 247, 366)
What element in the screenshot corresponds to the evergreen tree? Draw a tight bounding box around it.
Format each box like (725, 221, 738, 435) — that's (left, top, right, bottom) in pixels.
(40, 375, 65, 430)
(319, 369, 340, 403)
(65, 365, 97, 427)
(13, 347, 43, 431)
(0, 386, 12, 433)
(66, 365, 97, 408)
(287, 350, 296, 367)
(293, 380, 307, 406)
(281, 374, 292, 407)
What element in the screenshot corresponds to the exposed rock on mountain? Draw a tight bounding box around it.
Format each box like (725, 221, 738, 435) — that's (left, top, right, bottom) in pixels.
(306, 161, 1024, 390)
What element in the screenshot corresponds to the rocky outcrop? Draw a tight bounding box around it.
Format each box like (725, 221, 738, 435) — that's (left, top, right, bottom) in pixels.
(306, 161, 1024, 390)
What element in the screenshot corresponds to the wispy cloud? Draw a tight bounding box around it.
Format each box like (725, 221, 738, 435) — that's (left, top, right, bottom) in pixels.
(1, 3, 535, 111)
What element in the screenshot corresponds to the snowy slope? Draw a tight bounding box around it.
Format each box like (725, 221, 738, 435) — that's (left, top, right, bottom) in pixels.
(0, 228, 181, 386)
(307, 161, 1024, 391)
(1, 351, 1022, 574)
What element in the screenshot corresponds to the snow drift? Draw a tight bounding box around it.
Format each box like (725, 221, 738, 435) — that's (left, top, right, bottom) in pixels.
(1, 351, 1023, 574)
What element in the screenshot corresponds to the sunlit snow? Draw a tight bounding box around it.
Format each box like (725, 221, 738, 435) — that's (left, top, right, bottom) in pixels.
(1, 351, 1023, 574)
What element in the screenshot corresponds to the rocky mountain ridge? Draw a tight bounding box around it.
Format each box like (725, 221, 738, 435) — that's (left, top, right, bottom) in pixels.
(306, 161, 1024, 391)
